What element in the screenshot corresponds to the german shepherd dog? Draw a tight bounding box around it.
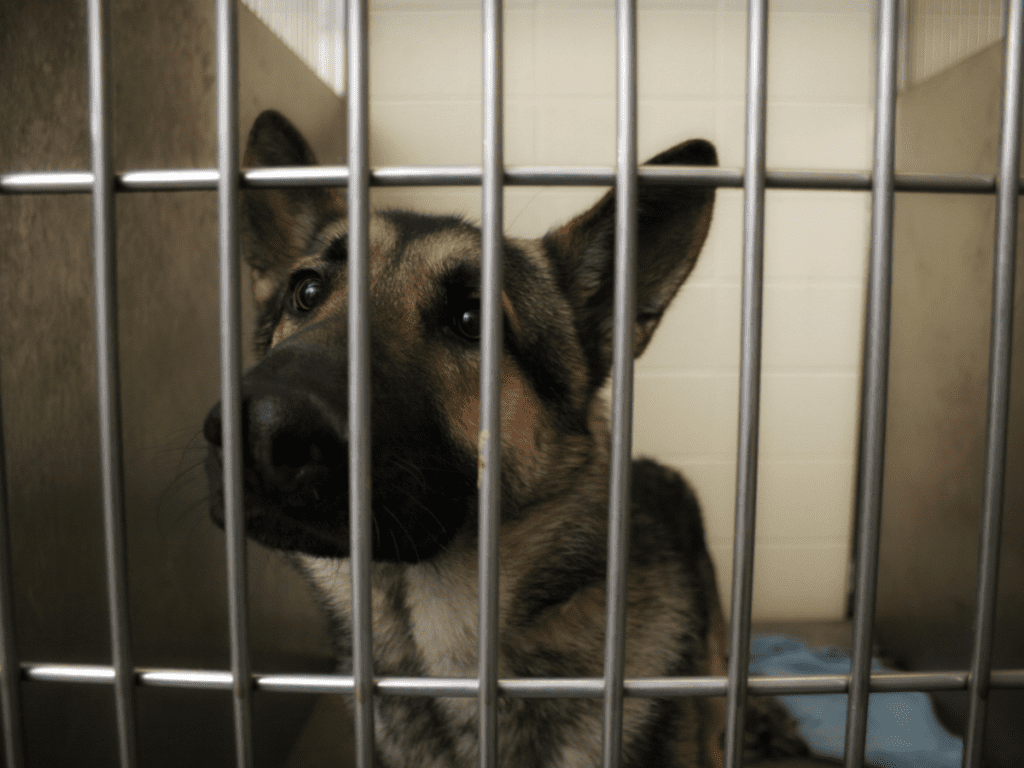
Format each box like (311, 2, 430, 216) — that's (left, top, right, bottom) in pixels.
(204, 111, 802, 768)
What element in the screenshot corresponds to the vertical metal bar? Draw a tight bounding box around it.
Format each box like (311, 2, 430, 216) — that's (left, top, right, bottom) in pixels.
(723, 2, 768, 767)
(348, 0, 375, 763)
(478, 0, 503, 764)
(964, 2, 1023, 765)
(601, 0, 637, 765)
(216, 1, 253, 765)
(87, 2, 138, 766)
(845, 2, 899, 767)
(0, 376, 24, 767)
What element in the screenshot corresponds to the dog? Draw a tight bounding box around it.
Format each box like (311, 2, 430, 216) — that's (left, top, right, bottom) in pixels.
(204, 110, 803, 768)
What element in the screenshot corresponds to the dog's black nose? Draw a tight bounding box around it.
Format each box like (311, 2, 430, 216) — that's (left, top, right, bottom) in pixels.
(247, 389, 345, 492)
(205, 386, 346, 497)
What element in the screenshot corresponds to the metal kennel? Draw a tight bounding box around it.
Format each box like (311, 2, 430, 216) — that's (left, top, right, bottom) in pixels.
(1, 1, 1023, 767)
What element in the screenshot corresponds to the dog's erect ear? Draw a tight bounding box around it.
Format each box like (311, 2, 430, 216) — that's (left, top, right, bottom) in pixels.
(543, 140, 716, 393)
(241, 110, 344, 281)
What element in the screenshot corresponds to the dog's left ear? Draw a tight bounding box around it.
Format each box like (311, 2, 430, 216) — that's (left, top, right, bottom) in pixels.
(543, 140, 716, 393)
(241, 110, 345, 285)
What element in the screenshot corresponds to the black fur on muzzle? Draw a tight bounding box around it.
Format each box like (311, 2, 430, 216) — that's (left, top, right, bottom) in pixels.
(204, 346, 351, 557)
(203, 344, 476, 561)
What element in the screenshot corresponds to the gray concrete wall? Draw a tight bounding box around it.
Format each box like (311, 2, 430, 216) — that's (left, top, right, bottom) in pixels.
(879, 41, 1024, 767)
(0, 2, 346, 764)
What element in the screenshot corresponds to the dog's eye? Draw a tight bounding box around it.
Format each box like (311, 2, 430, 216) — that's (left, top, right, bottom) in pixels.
(293, 274, 326, 313)
(453, 305, 481, 341)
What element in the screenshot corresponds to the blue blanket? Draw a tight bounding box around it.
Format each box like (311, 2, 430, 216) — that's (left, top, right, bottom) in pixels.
(749, 635, 963, 768)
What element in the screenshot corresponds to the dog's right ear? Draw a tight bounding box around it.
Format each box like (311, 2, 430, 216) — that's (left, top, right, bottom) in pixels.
(543, 139, 716, 395)
(242, 110, 344, 303)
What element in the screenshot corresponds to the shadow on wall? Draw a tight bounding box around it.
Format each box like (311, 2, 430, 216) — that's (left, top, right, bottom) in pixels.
(0, 1, 346, 765)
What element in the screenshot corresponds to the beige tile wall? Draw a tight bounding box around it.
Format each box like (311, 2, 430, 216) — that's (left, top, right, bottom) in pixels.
(366, 0, 874, 620)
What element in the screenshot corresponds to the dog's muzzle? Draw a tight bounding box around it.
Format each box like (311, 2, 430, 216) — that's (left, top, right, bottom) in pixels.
(204, 387, 346, 500)
(203, 347, 352, 556)
(203, 345, 476, 561)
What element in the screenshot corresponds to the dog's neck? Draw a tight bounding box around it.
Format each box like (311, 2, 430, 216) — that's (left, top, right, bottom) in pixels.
(294, 418, 612, 680)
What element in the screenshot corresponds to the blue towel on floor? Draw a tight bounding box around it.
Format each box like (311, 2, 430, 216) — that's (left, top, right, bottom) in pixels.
(749, 634, 963, 768)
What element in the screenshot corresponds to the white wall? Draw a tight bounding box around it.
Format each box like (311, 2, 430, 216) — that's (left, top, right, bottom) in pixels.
(325, 0, 874, 620)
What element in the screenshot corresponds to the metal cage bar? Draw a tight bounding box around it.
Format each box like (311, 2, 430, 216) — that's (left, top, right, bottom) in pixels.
(601, 0, 638, 765)
(724, 1, 768, 766)
(846, 1, 900, 766)
(9, 165, 1024, 194)
(964, 1, 1024, 765)
(87, 1, 139, 766)
(0, 333, 23, 768)
(215, 1, 254, 765)
(478, 0, 504, 764)
(347, 0, 375, 763)
(13, 662, 1024, 694)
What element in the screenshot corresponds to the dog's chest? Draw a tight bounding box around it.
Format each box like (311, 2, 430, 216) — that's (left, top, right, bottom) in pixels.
(297, 553, 481, 677)
(403, 561, 480, 676)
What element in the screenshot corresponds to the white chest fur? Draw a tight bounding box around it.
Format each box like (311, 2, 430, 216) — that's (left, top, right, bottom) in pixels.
(296, 551, 482, 678)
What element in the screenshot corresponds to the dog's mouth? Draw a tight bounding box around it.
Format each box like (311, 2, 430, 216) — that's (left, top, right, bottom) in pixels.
(204, 442, 352, 557)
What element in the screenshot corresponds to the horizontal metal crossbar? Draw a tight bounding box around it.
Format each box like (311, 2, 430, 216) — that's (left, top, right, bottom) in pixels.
(17, 663, 1024, 696)
(0, 166, 1006, 194)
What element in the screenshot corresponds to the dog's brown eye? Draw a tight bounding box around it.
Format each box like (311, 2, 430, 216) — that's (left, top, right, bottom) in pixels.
(294, 275, 326, 313)
(454, 308, 481, 341)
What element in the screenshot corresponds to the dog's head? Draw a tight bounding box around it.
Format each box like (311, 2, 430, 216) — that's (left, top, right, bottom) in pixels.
(204, 110, 715, 562)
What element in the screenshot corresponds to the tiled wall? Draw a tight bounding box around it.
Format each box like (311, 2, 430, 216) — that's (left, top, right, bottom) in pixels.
(361, 0, 875, 620)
